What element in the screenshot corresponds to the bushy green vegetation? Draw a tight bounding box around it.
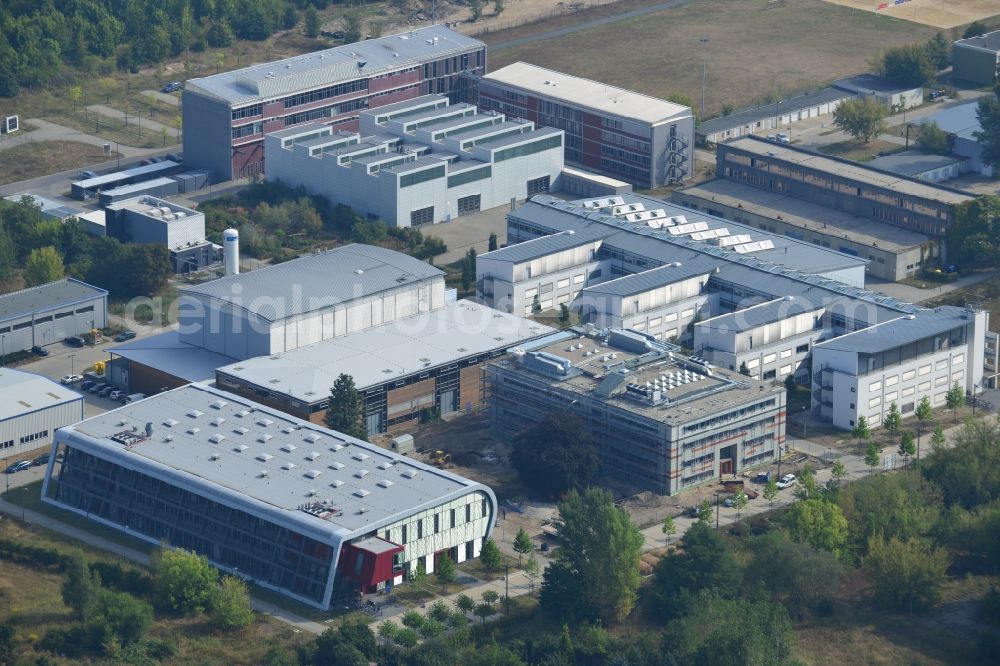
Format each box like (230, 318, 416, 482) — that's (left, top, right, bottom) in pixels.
(199, 180, 447, 262)
(0, 0, 338, 96)
(0, 196, 172, 297)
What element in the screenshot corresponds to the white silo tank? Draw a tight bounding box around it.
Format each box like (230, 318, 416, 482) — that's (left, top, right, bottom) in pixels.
(223, 228, 240, 276)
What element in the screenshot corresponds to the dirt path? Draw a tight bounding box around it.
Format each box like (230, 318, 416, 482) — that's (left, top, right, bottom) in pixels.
(0, 118, 155, 157)
(86, 104, 181, 138)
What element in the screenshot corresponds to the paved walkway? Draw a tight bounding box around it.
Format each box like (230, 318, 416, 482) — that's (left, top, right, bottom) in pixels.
(0, 118, 154, 157)
(86, 104, 181, 139)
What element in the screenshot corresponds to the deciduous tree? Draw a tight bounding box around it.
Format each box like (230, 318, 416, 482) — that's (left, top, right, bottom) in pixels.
(898, 430, 916, 464)
(435, 553, 457, 584)
(304, 6, 320, 38)
(744, 531, 846, 617)
(152, 548, 218, 615)
(838, 469, 942, 553)
(210, 575, 254, 630)
(925, 32, 951, 71)
(864, 440, 880, 475)
(325, 373, 367, 440)
(916, 395, 933, 458)
(541, 487, 643, 622)
(524, 553, 540, 595)
(511, 411, 600, 497)
(512, 528, 532, 566)
(833, 97, 887, 143)
(882, 44, 935, 87)
(25, 246, 65, 286)
(864, 535, 950, 613)
(62, 551, 100, 621)
(946, 381, 965, 422)
(650, 521, 741, 618)
(884, 402, 902, 439)
(783, 498, 849, 556)
(917, 121, 951, 155)
(763, 479, 778, 510)
(480, 537, 502, 572)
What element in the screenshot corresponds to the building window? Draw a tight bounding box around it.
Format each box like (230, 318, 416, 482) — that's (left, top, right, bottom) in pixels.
(494, 135, 562, 162)
(448, 166, 491, 188)
(400, 165, 445, 188)
(433, 514, 440, 533)
(450, 508, 456, 528)
(401, 524, 407, 544)
(465, 504, 471, 523)
(417, 519, 423, 540)
(526, 176, 550, 196)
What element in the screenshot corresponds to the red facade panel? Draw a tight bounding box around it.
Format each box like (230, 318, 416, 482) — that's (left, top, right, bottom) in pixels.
(338, 540, 404, 590)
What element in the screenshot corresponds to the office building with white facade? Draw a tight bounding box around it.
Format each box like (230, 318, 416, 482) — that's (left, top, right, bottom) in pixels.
(1, 368, 84, 461)
(476, 193, 993, 431)
(42, 383, 496, 610)
(812, 306, 988, 430)
(478, 62, 694, 189)
(265, 95, 564, 226)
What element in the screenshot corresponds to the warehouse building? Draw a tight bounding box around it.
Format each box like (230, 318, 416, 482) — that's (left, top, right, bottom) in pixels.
(3, 194, 82, 222)
(713, 137, 974, 237)
(264, 95, 564, 226)
(1, 368, 84, 461)
(489, 328, 786, 494)
(697, 88, 853, 145)
(215, 300, 553, 434)
(104, 196, 218, 273)
(70, 161, 182, 201)
(952, 29, 1000, 86)
(672, 179, 936, 282)
(182, 25, 486, 180)
(478, 62, 694, 189)
(178, 244, 445, 360)
(0, 279, 108, 355)
(476, 192, 994, 431)
(42, 383, 497, 609)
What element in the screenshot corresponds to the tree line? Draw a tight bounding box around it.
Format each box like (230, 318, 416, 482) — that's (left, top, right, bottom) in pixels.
(0, 197, 172, 297)
(0, 0, 357, 96)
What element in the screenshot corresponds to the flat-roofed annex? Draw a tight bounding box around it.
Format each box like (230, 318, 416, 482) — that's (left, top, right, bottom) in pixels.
(56, 384, 486, 536)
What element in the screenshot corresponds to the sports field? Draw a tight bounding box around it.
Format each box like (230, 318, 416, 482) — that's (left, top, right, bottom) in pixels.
(490, 0, 939, 118)
(820, 0, 999, 30)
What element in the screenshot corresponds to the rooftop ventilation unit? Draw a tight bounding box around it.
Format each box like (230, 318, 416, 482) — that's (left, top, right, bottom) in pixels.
(257, 418, 274, 427)
(209, 454, 220, 461)
(304, 433, 322, 444)
(355, 469, 369, 478)
(258, 433, 272, 443)
(258, 470, 268, 477)
(257, 453, 273, 462)
(402, 469, 418, 479)
(378, 462, 394, 470)
(163, 419, 178, 427)
(330, 480, 344, 487)
(281, 443, 297, 452)
(329, 461, 345, 470)
(234, 444, 249, 452)
(305, 469, 322, 479)
(209, 434, 226, 444)
(187, 427, 200, 435)
(210, 400, 227, 410)
(210, 417, 226, 427)
(233, 426, 249, 435)
(234, 409, 250, 418)
(283, 462, 296, 471)
(353, 452, 369, 461)
(306, 451, 320, 461)
(187, 410, 203, 418)
(377, 479, 394, 488)
(354, 489, 370, 498)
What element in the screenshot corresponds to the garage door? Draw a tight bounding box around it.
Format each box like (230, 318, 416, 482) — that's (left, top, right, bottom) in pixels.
(457, 195, 480, 216)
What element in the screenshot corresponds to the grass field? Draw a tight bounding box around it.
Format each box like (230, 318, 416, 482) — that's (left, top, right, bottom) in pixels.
(0, 140, 122, 186)
(489, 0, 937, 118)
(816, 137, 905, 162)
(820, 0, 1000, 30)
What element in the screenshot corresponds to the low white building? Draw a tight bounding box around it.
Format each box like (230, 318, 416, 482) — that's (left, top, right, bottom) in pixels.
(812, 306, 988, 430)
(834, 74, 923, 111)
(265, 94, 564, 227)
(1, 368, 84, 461)
(104, 196, 217, 273)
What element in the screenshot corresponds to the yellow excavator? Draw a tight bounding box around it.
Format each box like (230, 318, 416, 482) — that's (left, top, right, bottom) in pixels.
(430, 450, 452, 467)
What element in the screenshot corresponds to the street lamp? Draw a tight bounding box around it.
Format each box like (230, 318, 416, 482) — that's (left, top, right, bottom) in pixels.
(699, 37, 710, 121)
(69, 353, 76, 377)
(1, 333, 6, 366)
(714, 491, 721, 529)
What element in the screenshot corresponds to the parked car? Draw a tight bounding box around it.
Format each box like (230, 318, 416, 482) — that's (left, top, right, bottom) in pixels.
(32, 454, 50, 466)
(79, 380, 96, 391)
(81, 169, 98, 179)
(61, 374, 84, 385)
(114, 330, 136, 342)
(775, 133, 790, 144)
(164, 153, 183, 163)
(755, 471, 771, 484)
(161, 81, 182, 93)
(89, 382, 107, 393)
(5, 460, 31, 474)
(776, 473, 797, 489)
(98, 386, 115, 397)
(64, 336, 85, 347)
(31, 345, 49, 356)
(108, 389, 124, 401)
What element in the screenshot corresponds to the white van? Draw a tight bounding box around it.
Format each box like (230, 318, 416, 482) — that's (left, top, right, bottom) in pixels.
(125, 393, 147, 403)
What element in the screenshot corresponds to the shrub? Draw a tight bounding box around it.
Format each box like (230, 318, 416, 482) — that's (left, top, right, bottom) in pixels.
(394, 627, 419, 647)
(401, 610, 424, 629)
(427, 600, 450, 623)
(419, 619, 443, 639)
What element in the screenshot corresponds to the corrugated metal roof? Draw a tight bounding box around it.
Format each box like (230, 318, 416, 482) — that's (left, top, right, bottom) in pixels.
(698, 297, 820, 333)
(0, 278, 107, 322)
(581, 258, 718, 297)
(63, 383, 490, 535)
(814, 306, 973, 354)
(180, 244, 443, 321)
(925, 101, 982, 141)
(186, 26, 484, 105)
(481, 226, 616, 263)
(215, 300, 553, 397)
(866, 150, 963, 177)
(109, 331, 238, 383)
(0, 368, 82, 421)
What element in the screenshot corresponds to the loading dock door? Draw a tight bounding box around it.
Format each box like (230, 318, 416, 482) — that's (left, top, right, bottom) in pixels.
(457, 195, 480, 216)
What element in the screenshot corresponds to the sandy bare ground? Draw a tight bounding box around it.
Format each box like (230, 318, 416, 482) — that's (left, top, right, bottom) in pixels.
(819, 0, 1000, 29)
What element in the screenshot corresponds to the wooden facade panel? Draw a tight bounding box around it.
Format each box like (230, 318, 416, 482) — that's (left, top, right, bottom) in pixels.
(459, 365, 484, 411)
(387, 378, 435, 414)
